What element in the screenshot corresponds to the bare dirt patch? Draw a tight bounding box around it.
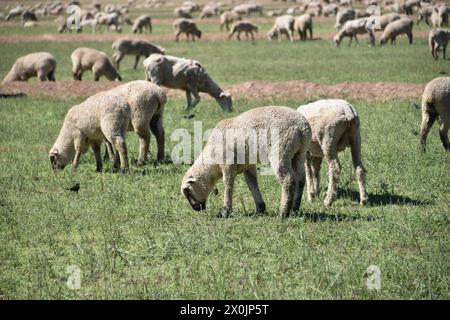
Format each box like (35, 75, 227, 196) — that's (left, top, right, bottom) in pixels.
(0, 80, 425, 101)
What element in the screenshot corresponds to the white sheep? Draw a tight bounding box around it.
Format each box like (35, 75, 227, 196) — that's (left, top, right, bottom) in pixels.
(71, 47, 122, 81)
(143, 54, 232, 112)
(228, 20, 258, 41)
(220, 10, 241, 31)
(232, 4, 264, 17)
(3, 52, 56, 83)
(380, 17, 413, 45)
(5, 5, 24, 21)
(132, 14, 152, 33)
(420, 77, 450, 152)
(181, 106, 312, 218)
(333, 18, 375, 47)
(294, 14, 313, 41)
(429, 29, 450, 60)
(49, 92, 131, 172)
(103, 81, 167, 164)
(297, 99, 368, 207)
(173, 18, 202, 42)
(112, 38, 165, 70)
(267, 15, 295, 42)
(374, 12, 402, 31)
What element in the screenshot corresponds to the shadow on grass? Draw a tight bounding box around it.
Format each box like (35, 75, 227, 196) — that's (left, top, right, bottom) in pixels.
(337, 188, 433, 206)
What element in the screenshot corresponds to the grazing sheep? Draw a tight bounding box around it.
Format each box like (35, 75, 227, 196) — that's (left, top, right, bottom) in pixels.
(297, 100, 368, 207)
(199, 5, 216, 19)
(49, 92, 131, 172)
(420, 77, 450, 152)
(173, 18, 202, 41)
(380, 17, 413, 45)
(181, 106, 312, 218)
(3, 52, 56, 83)
(104, 81, 167, 164)
(112, 38, 165, 70)
(220, 10, 241, 31)
(429, 29, 450, 60)
(335, 8, 355, 30)
(95, 12, 122, 33)
(294, 14, 313, 41)
(132, 14, 152, 33)
(267, 15, 295, 42)
(5, 6, 24, 21)
(334, 18, 375, 47)
(374, 12, 402, 30)
(71, 47, 122, 81)
(228, 20, 258, 41)
(174, 7, 193, 19)
(232, 4, 264, 16)
(143, 54, 232, 112)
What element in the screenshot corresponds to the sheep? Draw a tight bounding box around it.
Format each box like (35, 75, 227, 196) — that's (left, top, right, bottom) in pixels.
(49, 92, 131, 172)
(304, 1, 322, 17)
(94, 12, 122, 33)
(297, 99, 368, 207)
(323, 4, 339, 16)
(267, 15, 295, 42)
(335, 8, 355, 30)
(5, 6, 24, 21)
(3, 52, 56, 83)
(228, 20, 258, 41)
(294, 14, 313, 41)
(174, 7, 193, 19)
(419, 77, 450, 152)
(199, 6, 216, 19)
(103, 81, 167, 165)
(71, 47, 122, 81)
(430, 4, 449, 27)
(112, 38, 165, 70)
(21, 10, 38, 23)
(232, 4, 264, 17)
(402, 0, 421, 15)
(181, 106, 312, 218)
(417, 4, 433, 25)
(220, 10, 241, 31)
(333, 18, 375, 47)
(173, 18, 202, 42)
(380, 17, 413, 45)
(429, 29, 450, 60)
(143, 54, 232, 112)
(132, 14, 152, 33)
(373, 12, 402, 30)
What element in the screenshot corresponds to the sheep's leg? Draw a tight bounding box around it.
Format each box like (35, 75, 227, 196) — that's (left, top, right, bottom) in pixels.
(309, 27, 313, 40)
(443, 44, 447, 59)
(243, 167, 266, 214)
(419, 108, 438, 152)
(72, 137, 83, 170)
(37, 71, 47, 81)
(288, 30, 294, 42)
(135, 125, 151, 166)
(185, 90, 192, 109)
(47, 70, 56, 81)
(292, 151, 307, 213)
(237, 31, 241, 41)
(150, 111, 165, 163)
(354, 35, 360, 45)
(271, 155, 296, 218)
(250, 31, 255, 41)
(348, 36, 353, 47)
(113, 136, 129, 173)
(407, 32, 413, 44)
(133, 55, 140, 70)
(311, 156, 323, 198)
(305, 154, 314, 201)
(227, 30, 234, 39)
(112, 51, 124, 70)
(324, 154, 341, 207)
(219, 166, 236, 218)
(439, 122, 449, 151)
(103, 139, 114, 161)
(186, 87, 200, 110)
(349, 127, 368, 205)
(175, 31, 181, 42)
(92, 143, 103, 172)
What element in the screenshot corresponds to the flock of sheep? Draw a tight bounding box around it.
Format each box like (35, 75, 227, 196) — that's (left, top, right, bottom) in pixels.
(1, 0, 449, 217)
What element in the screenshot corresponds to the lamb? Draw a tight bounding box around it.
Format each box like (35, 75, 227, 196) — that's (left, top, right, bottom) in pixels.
(380, 17, 413, 45)
(181, 106, 312, 218)
(112, 38, 165, 70)
(335, 8, 355, 30)
(419, 77, 450, 152)
(232, 4, 264, 17)
(429, 29, 450, 60)
(228, 20, 258, 41)
(49, 92, 131, 172)
(294, 14, 313, 41)
(173, 18, 202, 42)
(143, 54, 232, 112)
(297, 100, 368, 207)
(220, 10, 241, 31)
(132, 14, 152, 33)
(267, 15, 295, 42)
(103, 81, 167, 164)
(3, 52, 56, 83)
(333, 18, 375, 47)
(71, 47, 122, 81)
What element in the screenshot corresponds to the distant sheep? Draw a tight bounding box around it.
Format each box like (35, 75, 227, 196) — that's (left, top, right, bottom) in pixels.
(420, 77, 450, 152)
(220, 10, 241, 31)
(232, 4, 263, 16)
(132, 15, 152, 33)
(380, 17, 413, 45)
(3, 52, 56, 83)
(228, 20, 258, 41)
(267, 15, 295, 42)
(429, 29, 450, 60)
(174, 7, 193, 19)
(71, 47, 122, 81)
(173, 18, 202, 41)
(334, 18, 375, 47)
(335, 8, 355, 30)
(112, 38, 165, 70)
(143, 54, 232, 112)
(294, 14, 313, 41)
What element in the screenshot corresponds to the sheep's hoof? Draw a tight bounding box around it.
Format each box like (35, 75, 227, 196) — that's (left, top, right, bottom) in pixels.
(323, 198, 334, 207)
(256, 203, 266, 215)
(217, 208, 231, 218)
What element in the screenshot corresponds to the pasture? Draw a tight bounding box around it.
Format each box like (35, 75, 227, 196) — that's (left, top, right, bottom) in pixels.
(0, 0, 449, 299)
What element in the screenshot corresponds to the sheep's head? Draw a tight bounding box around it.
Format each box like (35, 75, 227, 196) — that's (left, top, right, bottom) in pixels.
(181, 175, 211, 211)
(49, 148, 68, 170)
(379, 36, 386, 45)
(215, 91, 232, 112)
(195, 29, 202, 39)
(267, 28, 277, 40)
(333, 34, 342, 46)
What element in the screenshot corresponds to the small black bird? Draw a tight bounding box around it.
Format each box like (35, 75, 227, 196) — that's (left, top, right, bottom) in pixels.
(67, 183, 80, 193)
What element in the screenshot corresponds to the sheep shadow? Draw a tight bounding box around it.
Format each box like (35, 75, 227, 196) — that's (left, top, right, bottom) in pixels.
(337, 188, 433, 207)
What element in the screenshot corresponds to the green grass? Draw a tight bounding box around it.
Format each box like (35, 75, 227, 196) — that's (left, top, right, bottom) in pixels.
(0, 95, 449, 299)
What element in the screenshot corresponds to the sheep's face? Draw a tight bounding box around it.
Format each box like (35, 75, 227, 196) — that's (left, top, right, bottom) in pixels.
(195, 29, 202, 39)
(49, 149, 68, 170)
(215, 91, 232, 112)
(379, 37, 386, 45)
(333, 34, 341, 46)
(181, 176, 210, 211)
(267, 29, 277, 40)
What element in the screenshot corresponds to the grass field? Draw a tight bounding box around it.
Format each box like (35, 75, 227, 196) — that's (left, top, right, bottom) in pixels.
(0, 0, 449, 300)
